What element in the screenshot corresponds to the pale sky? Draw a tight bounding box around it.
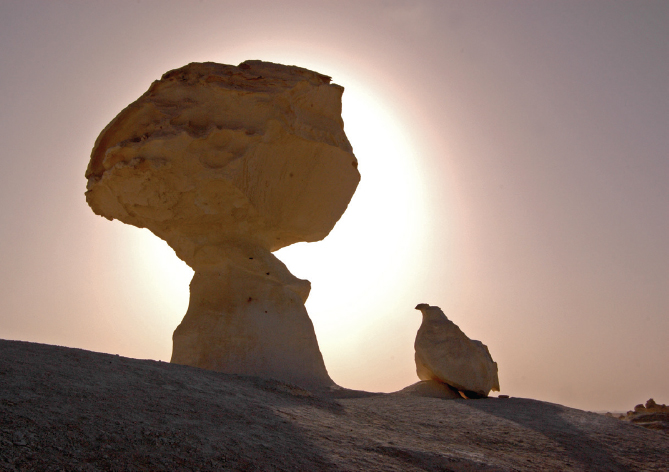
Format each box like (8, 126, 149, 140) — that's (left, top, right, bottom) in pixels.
(0, 0, 667, 412)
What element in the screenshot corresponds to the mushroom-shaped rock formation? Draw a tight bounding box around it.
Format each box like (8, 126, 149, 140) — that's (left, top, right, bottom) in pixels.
(85, 61, 360, 389)
(414, 304, 500, 398)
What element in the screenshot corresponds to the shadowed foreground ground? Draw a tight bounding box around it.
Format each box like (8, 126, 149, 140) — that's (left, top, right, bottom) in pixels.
(1, 339, 667, 471)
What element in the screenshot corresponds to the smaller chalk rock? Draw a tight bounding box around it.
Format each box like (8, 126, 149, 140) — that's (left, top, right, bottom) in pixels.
(414, 303, 500, 398)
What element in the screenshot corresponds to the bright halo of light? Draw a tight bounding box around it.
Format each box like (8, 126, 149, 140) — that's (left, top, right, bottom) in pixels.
(122, 227, 193, 357)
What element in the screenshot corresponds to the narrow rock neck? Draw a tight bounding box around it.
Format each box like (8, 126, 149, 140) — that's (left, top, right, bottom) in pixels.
(189, 243, 310, 303)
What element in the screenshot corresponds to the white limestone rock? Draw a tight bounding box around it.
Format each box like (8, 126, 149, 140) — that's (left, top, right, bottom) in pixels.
(85, 61, 360, 388)
(414, 304, 500, 397)
(85, 60, 359, 265)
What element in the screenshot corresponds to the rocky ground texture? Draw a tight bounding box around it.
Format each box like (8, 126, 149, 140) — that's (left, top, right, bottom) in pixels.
(1, 339, 667, 471)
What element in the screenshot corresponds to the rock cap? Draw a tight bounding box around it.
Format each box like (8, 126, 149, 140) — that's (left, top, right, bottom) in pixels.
(86, 60, 360, 268)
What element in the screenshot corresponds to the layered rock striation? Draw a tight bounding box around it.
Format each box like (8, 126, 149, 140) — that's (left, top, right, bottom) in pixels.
(86, 60, 360, 388)
(615, 399, 669, 434)
(414, 304, 500, 398)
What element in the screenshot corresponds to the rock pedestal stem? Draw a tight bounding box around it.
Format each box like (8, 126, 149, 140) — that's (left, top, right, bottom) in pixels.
(172, 245, 332, 388)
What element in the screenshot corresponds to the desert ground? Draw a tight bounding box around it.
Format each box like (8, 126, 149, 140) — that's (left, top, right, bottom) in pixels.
(1, 339, 667, 471)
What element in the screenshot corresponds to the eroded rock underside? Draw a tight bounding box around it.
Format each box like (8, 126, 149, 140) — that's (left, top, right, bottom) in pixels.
(85, 61, 360, 388)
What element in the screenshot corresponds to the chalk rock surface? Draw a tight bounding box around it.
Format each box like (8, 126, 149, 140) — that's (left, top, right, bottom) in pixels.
(85, 61, 360, 388)
(414, 304, 500, 397)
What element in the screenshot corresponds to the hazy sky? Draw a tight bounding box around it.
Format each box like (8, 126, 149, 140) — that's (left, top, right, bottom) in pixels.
(1, 0, 667, 412)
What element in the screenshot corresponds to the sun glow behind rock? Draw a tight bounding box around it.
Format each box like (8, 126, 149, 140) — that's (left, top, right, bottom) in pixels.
(120, 227, 193, 359)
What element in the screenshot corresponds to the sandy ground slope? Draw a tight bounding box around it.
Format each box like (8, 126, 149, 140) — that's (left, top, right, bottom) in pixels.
(1, 339, 667, 471)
